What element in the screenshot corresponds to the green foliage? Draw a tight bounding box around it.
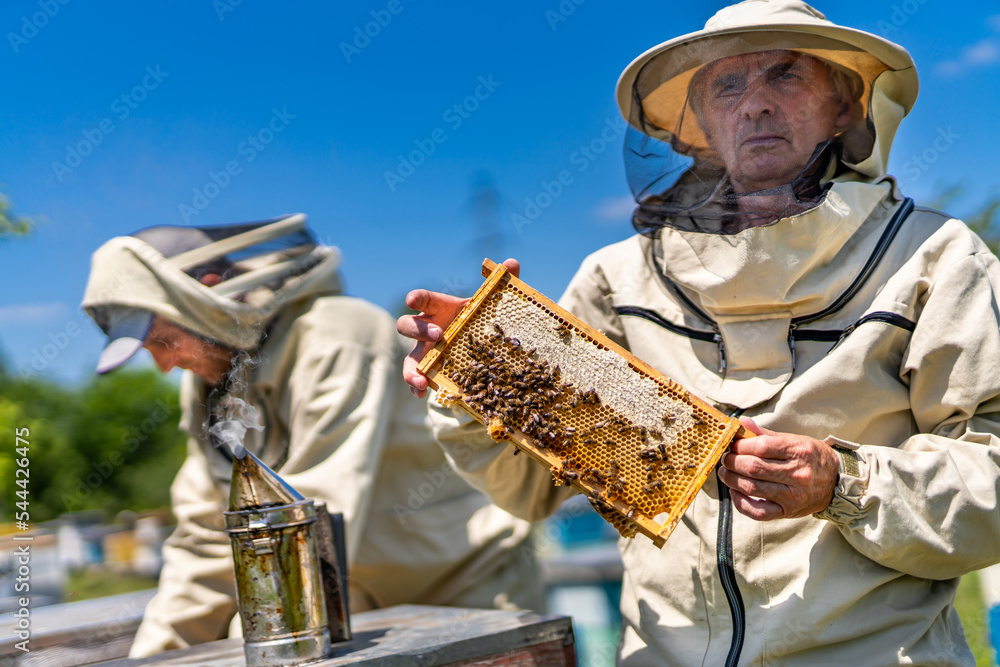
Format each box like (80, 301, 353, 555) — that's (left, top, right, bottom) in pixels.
(956, 572, 993, 666)
(0, 190, 32, 238)
(0, 369, 186, 522)
(65, 567, 157, 603)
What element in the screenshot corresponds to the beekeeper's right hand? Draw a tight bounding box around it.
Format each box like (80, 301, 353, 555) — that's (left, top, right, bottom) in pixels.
(397, 258, 520, 397)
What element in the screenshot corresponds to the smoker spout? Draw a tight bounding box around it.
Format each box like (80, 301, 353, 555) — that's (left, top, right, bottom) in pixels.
(229, 446, 304, 511)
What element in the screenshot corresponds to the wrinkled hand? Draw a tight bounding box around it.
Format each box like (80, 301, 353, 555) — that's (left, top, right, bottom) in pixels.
(396, 259, 520, 398)
(718, 417, 840, 520)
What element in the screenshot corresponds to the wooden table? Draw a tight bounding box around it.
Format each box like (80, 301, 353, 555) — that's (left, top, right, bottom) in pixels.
(8, 604, 576, 667)
(0, 589, 156, 667)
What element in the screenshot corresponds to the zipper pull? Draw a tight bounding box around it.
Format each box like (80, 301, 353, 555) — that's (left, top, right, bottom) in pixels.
(788, 323, 797, 372)
(834, 323, 856, 349)
(713, 327, 727, 375)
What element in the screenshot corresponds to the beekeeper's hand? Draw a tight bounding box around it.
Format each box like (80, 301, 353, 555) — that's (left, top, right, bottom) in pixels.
(718, 417, 840, 520)
(397, 259, 520, 398)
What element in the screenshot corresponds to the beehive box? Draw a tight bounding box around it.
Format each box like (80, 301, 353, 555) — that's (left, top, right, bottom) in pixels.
(418, 260, 750, 547)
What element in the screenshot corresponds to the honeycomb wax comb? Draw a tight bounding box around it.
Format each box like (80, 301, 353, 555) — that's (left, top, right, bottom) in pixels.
(417, 259, 752, 547)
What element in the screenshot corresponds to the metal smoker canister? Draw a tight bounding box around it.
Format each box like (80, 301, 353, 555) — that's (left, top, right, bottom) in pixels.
(224, 446, 331, 667)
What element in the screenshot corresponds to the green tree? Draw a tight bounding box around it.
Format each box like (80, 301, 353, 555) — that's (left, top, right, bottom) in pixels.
(0, 369, 186, 522)
(0, 190, 31, 238)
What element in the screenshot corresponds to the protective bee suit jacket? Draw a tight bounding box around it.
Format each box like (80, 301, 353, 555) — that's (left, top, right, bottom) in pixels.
(82, 234, 539, 658)
(426, 3, 1000, 665)
(433, 185, 1000, 667)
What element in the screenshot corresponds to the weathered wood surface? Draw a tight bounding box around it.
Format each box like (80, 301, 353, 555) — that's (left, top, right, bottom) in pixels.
(0, 589, 156, 667)
(76, 604, 575, 667)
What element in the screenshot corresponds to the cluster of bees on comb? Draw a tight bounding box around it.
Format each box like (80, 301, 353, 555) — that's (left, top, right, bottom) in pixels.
(438, 319, 712, 540)
(425, 269, 738, 546)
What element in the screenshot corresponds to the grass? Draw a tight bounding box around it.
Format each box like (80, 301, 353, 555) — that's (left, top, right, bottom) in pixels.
(957, 571, 996, 667)
(64, 567, 158, 603)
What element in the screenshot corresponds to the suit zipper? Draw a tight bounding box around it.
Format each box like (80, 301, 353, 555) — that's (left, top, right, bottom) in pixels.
(717, 468, 745, 667)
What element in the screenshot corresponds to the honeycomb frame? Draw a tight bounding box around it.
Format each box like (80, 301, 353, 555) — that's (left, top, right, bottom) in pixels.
(418, 260, 750, 547)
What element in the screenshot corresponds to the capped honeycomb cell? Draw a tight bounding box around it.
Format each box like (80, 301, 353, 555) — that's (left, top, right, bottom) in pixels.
(418, 260, 749, 547)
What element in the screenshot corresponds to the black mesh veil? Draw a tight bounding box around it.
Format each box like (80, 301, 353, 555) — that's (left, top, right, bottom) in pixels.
(623, 36, 881, 236)
(130, 214, 323, 297)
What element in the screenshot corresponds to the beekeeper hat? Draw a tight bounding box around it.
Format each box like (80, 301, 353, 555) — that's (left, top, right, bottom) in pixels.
(616, 0, 919, 173)
(89, 214, 337, 374)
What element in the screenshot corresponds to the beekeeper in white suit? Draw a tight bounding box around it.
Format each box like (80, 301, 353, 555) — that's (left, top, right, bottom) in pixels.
(82, 214, 541, 657)
(398, 2, 1000, 665)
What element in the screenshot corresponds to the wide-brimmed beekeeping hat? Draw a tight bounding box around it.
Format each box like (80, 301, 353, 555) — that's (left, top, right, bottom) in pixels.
(617, 0, 918, 179)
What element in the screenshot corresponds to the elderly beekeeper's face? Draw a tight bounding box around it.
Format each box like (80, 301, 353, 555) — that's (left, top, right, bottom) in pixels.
(695, 50, 854, 193)
(143, 316, 235, 386)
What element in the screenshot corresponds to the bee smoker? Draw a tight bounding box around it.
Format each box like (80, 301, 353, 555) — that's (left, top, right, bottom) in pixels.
(224, 445, 351, 667)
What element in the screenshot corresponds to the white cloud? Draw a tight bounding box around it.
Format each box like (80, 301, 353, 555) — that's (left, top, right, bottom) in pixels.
(934, 60, 963, 78)
(594, 195, 636, 224)
(965, 38, 1000, 64)
(0, 302, 70, 325)
(936, 37, 1000, 77)
(989, 15, 1000, 33)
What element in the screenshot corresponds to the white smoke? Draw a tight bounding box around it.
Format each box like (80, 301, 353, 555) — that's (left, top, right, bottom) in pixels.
(208, 395, 263, 459)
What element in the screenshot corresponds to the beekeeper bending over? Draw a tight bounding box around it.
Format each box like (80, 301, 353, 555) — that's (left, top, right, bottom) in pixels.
(82, 214, 541, 657)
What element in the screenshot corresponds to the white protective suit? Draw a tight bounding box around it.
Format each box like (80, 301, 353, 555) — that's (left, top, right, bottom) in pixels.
(82, 228, 540, 657)
(426, 2, 1000, 666)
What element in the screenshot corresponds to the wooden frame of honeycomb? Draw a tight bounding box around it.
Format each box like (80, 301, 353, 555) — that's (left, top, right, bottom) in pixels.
(418, 260, 751, 547)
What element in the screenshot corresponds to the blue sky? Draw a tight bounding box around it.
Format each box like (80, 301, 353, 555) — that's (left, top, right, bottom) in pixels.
(1, 0, 998, 384)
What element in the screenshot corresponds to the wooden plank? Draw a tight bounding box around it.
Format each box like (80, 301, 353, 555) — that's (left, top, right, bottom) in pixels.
(442, 638, 575, 666)
(85, 605, 576, 667)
